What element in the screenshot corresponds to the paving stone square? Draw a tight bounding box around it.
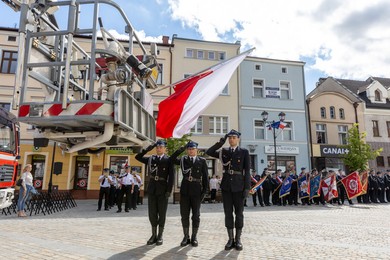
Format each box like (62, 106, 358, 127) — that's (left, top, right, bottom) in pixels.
(1, 199, 390, 259)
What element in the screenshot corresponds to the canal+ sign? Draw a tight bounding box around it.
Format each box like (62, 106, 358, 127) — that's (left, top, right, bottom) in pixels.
(320, 145, 349, 157)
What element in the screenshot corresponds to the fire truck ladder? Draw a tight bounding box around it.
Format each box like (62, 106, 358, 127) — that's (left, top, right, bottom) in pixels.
(10, 0, 158, 153)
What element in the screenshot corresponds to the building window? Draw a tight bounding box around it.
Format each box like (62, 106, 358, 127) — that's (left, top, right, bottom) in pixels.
(338, 125, 348, 145)
(254, 120, 265, 139)
(221, 84, 228, 95)
(320, 107, 326, 118)
(184, 73, 192, 79)
(8, 36, 16, 42)
(190, 116, 203, 134)
(387, 121, 390, 137)
(375, 89, 381, 101)
(255, 64, 262, 71)
(218, 52, 226, 60)
(281, 121, 293, 141)
(280, 81, 290, 99)
(74, 156, 90, 190)
(387, 157, 390, 167)
(376, 156, 385, 167)
(197, 50, 204, 59)
(1, 50, 18, 74)
(339, 108, 345, 119)
(330, 106, 335, 119)
(316, 124, 327, 144)
(281, 67, 288, 74)
(373, 120, 380, 137)
(156, 63, 163, 85)
(186, 49, 193, 58)
(209, 116, 228, 134)
(253, 79, 264, 98)
(208, 51, 215, 60)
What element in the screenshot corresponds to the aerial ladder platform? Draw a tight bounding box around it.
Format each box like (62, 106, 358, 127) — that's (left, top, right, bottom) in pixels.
(3, 0, 159, 153)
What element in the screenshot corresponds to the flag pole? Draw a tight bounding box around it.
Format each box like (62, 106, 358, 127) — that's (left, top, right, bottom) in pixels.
(150, 47, 255, 95)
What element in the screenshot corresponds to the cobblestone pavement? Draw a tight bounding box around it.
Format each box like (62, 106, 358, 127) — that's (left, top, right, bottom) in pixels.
(1, 199, 390, 260)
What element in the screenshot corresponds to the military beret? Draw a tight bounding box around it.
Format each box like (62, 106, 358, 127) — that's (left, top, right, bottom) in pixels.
(186, 141, 198, 148)
(227, 129, 241, 137)
(103, 168, 110, 172)
(301, 167, 306, 170)
(156, 139, 167, 147)
(109, 170, 115, 174)
(376, 171, 381, 175)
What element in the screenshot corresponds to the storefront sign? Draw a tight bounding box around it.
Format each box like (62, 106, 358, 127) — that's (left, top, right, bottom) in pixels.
(106, 147, 133, 154)
(264, 145, 299, 154)
(265, 86, 281, 98)
(320, 145, 349, 157)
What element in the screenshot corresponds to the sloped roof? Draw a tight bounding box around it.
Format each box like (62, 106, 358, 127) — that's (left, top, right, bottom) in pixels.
(370, 77, 390, 88)
(335, 78, 369, 94)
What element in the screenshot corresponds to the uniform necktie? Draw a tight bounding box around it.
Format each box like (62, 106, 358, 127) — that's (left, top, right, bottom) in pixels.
(190, 157, 194, 163)
(102, 177, 105, 185)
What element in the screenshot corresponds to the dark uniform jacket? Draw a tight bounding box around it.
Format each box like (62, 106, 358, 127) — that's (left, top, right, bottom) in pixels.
(369, 174, 378, 190)
(135, 150, 179, 196)
(206, 142, 250, 193)
(173, 155, 209, 197)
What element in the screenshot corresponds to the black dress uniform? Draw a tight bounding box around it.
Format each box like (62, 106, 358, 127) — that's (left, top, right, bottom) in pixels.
(206, 129, 250, 251)
(172, 141, 209, 247)
(289, 172, 298, 205)
(135, 139, 180, 246)
(251, 172, 264, 207)
(368, 171, 378, 203)
(377, 172, 386, 203)
(385, 170, 390, 203)
(261, 170, 272, 206)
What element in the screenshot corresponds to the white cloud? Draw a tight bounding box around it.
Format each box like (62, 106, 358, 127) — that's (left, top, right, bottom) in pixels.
(167, 0, 390, 83)
(97, 29, 162, 44)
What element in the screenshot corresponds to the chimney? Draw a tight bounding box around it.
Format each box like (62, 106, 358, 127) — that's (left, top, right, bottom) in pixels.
(162, 36, 169, 45)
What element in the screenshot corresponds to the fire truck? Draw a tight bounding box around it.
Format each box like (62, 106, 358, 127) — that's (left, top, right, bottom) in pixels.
(0, 107, 20, 209)
(2, 0, 159, 154)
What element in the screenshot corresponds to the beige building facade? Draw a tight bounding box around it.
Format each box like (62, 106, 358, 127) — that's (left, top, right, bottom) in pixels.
(306, 77, 365, 172)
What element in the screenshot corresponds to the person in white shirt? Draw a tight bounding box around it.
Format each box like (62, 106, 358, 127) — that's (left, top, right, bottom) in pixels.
(109, 170, 118, 208)
(131, 171, 142, 210)
(97, 168, 112, 211)
(209, 175, 219, 203)
(17, 164, 34, 217)
(117, 166, 135, 213)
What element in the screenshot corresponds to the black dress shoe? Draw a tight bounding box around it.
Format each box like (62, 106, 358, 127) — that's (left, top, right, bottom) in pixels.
(104, 208, 109, 211)
(116, 210, 122, 213)
(96, 209, 101, 211)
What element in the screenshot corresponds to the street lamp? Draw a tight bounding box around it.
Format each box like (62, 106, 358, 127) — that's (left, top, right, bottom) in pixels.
(261, 111, 286, 173)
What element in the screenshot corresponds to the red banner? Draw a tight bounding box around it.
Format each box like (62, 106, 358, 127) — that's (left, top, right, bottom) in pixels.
(359, 171, 368, 195)
(341, 171, 363, 200)
(321, 175, 338, 202)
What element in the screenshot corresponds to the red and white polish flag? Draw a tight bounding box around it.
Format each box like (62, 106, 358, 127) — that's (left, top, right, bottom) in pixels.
(156, 49, 254, 138)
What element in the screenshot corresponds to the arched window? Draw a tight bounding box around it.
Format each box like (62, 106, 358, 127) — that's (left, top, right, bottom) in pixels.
(330, 106, 335, 119)
(320, 107, 326, 118)
(339, 108, 345, 119)
(375, 89, 381, 101)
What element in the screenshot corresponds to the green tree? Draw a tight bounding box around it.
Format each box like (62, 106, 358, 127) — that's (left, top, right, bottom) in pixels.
(165, 134, 192, 156)
(341, 123, 382, 171)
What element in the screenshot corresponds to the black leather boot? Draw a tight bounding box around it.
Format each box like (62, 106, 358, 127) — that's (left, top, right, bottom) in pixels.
(156, 226, 164, 246)
(224, 229, 235, 250)
(146, 227, 157, 245)
(235, 228, 243, 251)
(191, 228, 198, 247)
(180, 227, 190, 247)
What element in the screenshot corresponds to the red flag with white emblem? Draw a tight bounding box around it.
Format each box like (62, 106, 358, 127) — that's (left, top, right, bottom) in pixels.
(341, 171, 363, 200)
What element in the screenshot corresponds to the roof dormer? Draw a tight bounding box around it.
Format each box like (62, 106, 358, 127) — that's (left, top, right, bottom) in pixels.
(367, 81, 387, 104)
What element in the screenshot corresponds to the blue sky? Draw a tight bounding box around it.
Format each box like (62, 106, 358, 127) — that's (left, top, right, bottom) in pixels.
(2, 0, 390, 94)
